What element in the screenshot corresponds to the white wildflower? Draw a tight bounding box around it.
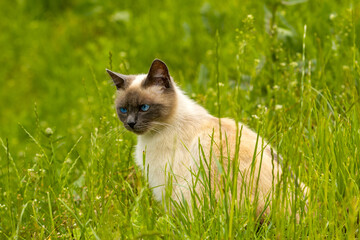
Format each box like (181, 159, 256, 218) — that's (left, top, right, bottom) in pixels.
(290, 62, 298, 68)
(247, 14, 254, 20)
(329, 13, 337, 20)
(45, 128, 53, 136)
(275, 105, 283, 110)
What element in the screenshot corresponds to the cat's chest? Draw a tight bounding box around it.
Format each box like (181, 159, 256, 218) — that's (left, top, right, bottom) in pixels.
(135, 134, 183, 167)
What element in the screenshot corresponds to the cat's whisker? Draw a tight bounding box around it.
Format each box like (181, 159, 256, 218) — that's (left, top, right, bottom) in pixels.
(152, 121, 173, 127)
(148, 127, 162, 134)
(151, 121, 175, 131)
(104, 127, 123, 137)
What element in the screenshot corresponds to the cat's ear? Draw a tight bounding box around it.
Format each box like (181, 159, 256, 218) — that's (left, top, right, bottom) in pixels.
(143, 59, 172, 89)
(106, 69, 127, 90)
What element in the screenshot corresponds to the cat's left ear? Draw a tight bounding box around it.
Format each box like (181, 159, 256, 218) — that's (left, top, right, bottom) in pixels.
(143, 59, 172, 89)
(106, 69, 128, 90)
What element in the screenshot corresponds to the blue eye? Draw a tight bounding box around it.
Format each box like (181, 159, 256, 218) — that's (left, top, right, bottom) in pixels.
(140, 104, 150, 112)
(119, 107, 127, 113)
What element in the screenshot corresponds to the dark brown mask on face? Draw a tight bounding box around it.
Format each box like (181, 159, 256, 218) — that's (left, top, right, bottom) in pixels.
(107, 59, 177, 134)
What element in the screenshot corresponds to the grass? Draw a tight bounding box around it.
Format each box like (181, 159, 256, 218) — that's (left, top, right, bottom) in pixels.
(0, 0, 359, 238)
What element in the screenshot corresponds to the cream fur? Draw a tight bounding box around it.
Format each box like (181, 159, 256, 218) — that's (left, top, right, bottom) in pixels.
(130, 74, 147, 88)
(132, 77, 284, 214)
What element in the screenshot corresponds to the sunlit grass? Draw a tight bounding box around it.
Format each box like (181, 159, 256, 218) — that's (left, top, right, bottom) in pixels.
(0, 0, 359, 238)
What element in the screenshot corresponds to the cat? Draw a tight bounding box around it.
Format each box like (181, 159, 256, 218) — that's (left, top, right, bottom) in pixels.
(107, 59, 299, 216)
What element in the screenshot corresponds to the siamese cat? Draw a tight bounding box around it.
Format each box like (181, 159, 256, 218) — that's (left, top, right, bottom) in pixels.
(107, 59, 296, 216)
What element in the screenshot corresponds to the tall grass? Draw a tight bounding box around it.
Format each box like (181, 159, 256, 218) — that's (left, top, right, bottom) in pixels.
(0, 0, 359, 238)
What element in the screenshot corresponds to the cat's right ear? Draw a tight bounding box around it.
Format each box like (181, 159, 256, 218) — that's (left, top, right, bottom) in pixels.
(143, 59, 172, 89)
(106, 69, 127, 90)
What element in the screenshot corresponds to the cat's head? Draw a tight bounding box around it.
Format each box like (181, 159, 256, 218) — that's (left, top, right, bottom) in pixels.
(106, 59, 177, 135)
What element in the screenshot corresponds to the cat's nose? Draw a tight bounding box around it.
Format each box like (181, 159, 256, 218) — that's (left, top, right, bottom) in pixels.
(127, 121, 136, 129)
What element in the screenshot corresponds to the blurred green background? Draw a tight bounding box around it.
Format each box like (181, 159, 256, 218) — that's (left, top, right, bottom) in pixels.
(1, 0, 359, 138)
(1, 0, 358, 141)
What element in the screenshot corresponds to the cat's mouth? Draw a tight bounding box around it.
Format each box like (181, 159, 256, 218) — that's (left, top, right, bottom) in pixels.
(124, 125, 149, 135)
(131, 129, 147, 135)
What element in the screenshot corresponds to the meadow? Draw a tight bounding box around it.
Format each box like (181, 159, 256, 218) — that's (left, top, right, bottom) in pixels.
(0, 0, 359, 238)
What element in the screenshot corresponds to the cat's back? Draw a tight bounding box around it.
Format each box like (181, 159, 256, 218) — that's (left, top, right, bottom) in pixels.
(197, 117, 266, 167)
